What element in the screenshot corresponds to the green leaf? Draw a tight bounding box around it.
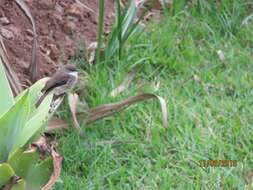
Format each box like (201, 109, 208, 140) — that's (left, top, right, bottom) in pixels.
(13, 99, 52, 152)
(11, 179, 26, 190)
(0, 163, 15, 187)
(0, 58, 14, 117)
(106, 0, 138, 60)
(0, 92, 30, 163)
(8, 149, 39, 179)
(15, 78, 51, 118)
(11, 78, 53, 153)
(8, 149, 53, 190)
(121, 0, 138, 38)
(26, 157, 53, 190)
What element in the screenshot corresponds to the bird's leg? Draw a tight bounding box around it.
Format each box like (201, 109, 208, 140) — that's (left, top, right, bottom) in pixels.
(49, 94, 64, 113)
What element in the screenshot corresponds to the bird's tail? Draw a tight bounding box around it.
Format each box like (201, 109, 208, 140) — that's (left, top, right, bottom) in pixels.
(35, 91, 49, 108)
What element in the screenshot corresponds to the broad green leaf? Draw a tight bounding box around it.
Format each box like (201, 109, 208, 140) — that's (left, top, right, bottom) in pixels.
(26, 157, 53, 190)
(0, 163, 15, 187)
(13, 96, 52, 152)
(10, 78, 53, 153)
(15, 78, 50, 118)
(8, 149, 39, 179)
(8, 149, 52, 190)
(0, 92, 30, 163)
(0, 58, 14, 117)
(11, 179, 26, 190)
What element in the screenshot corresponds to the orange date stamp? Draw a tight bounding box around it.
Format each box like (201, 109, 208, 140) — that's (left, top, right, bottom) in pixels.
(199, 160, 237, 167)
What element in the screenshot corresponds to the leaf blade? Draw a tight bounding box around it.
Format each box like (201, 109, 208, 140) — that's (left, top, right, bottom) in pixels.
(0, 57, 14, 117)
(0, 92, 30, 162)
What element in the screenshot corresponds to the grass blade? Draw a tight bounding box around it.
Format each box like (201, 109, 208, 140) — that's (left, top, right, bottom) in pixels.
(0, 91, 30, 162)
(110, 65, 139, 97)
(0, 56, 14, 117)
(116, 0, 122, 59)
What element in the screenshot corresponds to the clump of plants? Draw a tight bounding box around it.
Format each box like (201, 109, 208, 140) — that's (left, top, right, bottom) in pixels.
(0, 59, 61, 190)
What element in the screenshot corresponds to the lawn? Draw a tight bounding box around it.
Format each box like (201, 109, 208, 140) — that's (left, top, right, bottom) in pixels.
(53, 1, 253, 189)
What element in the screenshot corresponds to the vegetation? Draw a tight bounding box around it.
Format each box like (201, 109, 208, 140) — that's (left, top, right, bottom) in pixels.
(0, 59, 57, 189)
(53, 0, 253, 189)
(1, 0, 253, 189)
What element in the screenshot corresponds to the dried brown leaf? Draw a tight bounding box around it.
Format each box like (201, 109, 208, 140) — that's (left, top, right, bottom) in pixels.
(216, 49, 225, 61)
(30, 136, 63, 190)
(45, 117, 69, 133)
(0, 35, 22, 96)
(75, 0, 97, 15)
(41, 147, 63, 190)
(31, 136, 50, 154)
(86, 93, 168, 128)
(15, 0, 38, 82)
(68, 93, 82, 133)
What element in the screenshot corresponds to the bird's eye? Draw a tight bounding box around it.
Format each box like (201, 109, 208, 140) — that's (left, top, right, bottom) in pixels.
(68, 68, 76, 72)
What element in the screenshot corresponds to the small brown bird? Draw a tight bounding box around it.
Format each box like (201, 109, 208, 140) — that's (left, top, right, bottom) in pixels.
(35, 64, 78, 108)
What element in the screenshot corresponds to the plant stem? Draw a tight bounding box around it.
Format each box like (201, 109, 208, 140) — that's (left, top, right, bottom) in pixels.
(116, 0, 122, 60)
(96, 0, 105, 64)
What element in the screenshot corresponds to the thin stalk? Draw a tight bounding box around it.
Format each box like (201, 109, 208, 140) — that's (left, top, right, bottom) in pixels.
(96, 0, 105, 63)
(116, 0, 122, 60)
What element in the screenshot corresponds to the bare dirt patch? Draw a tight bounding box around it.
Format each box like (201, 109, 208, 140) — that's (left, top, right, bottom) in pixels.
(0, 0, 114, 86)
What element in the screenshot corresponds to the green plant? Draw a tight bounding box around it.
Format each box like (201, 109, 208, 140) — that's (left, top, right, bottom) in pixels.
(0, 59, 57, 190)
(106, 0, 142, 61)
(96, 0, 148, 62)
(56, 2, 253, 188)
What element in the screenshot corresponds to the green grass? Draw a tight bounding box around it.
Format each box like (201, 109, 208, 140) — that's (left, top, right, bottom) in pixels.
(53, 1, 253, 189)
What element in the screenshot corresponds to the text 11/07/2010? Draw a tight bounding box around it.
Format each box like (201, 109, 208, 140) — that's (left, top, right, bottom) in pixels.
(199, 160, 237, 167)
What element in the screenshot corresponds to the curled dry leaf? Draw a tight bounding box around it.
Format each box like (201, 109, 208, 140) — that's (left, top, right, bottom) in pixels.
(15, 0, 38, 82)
(87, 42, 105, 65)
(0, 28, 14, 40)
(31, 136, 63, 190)
(31, 136, 50, 155)
(68, 93, 82, 133)
(41, 147, 63, 190)
(86, 93, 168, 128)
(2, 176, 20, 190)
(111, 65, 139, 97)
(87, 42, 97, 65)
(0, 17, 10, 25)
(75, 0, 97, 15)
(45, 117, 69, 133)
(216, 49, 225, 61)
(0, 35, 22, 96)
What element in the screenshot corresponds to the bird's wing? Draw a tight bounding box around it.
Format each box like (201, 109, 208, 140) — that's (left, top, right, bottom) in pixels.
(66, 74, 77, 86)
(42, 72, 70, 92)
